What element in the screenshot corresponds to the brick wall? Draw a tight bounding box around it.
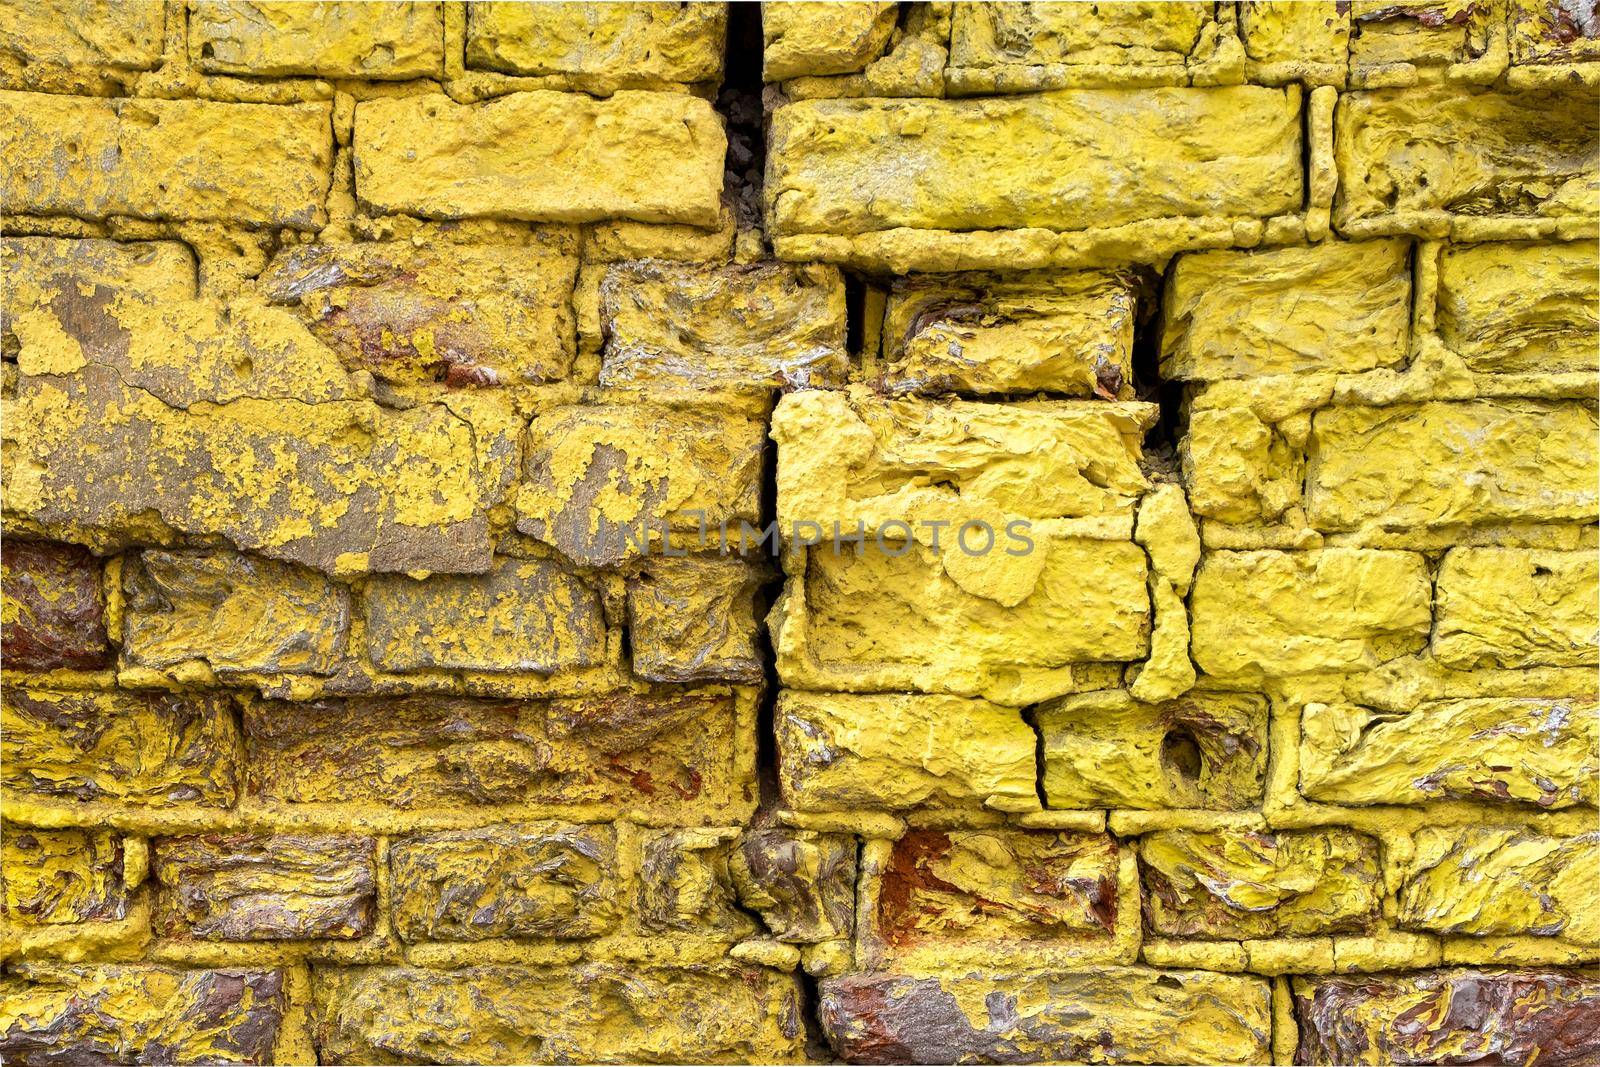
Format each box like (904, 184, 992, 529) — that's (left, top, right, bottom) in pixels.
(1, 2, 1597, 1064)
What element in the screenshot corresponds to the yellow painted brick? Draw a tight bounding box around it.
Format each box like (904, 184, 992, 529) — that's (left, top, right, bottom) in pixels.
(1435, 241, 1599, 373)
(191, 1, 444, 79)
(1432, 548, 1598, 669)
(0, 0, 164, 92)
(466, 2, 726, 86)
(764, 2, 897, 81)
(2, 828, 127, 925)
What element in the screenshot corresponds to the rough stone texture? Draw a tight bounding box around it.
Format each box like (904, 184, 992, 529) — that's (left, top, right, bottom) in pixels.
(2, 237, 196, 355)
(1181, 403, 1304, 524)
(152, 833, 377, 941)
(2, 688, 239, 808)
(1436, 241, 1599, 373)
(949, 2, 1209, 78)
(599, 262, 848, 392)
(626, 556, 764, 684)
(2, 828, 126, 924)
(1346, 1, 1499, 77)
(466, 2, 726, 87)
(1396, 827, 1600, 943)
(312, 963, 804, 1063)
(1432, 548, 1599, 669)
(517, 403, 765, 566)
(1239, 2, 1349, 73)
(820, 969, 1273, 1065)
(1510, 0, 1600, 63)
(1335, 85, 1599, 232)
(1141, 829, 1383, 939)
(778, 537, 1150, 697)
(389, 823, 619, 942)
(881, 271, 1138, 398)
(0, 1, 164, 93)
(1, 540, 111, 672)
(1036, 690, 1269, 810)
(243, 691, 746, 817)
(1299, 696, 1599, 809)
(764, 3, 898, 81)
(259, 235, 579, 387)
(768, 87, 1304, 237)
(733, 829, 857, 943)
(190, 2, 444, 79)
(362, 558, 606, 674)
(637, 829, 757, 938)
(122, 550, 351, 677)
(870, 830, 1120, 953)
(1305, 401, 1599, 532)
(0, 92, 331, 228)
(354, 91, 726, 226)
(1293, 969, 1600, 1067)
(1161, 241, 1411, 381)
(776, 691, 1039, 813)
(1190, 550, 1433, 680)
(0, 966, 287, 1066)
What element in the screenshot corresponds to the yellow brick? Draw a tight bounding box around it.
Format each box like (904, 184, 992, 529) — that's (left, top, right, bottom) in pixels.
(1432, 548, 1598, 669)
(1181, 405, 1304, 523)
(0, 92, 332, 228)
(466, 2, 726, 86)
(0, 0, 164, 92)
(1305, 401, 1599, 532)
(2, 828, 126, 925)
(1190, 550, 1432, 680)
(764, 2, 897, 81)
(1509, 0, 1600, 63)
(1435, 241, 1599, 373)
(948, 2, 1210, 72)
(190, 1, 444, 78)
(2, 238, 195, 326)
(775, 690, 1039, 813)
(354, 91, 726, 226)
(768, 86, 1303, 237)
(1396, 827, 1600, 943)
(1240, 2, 1350, 69)
(1299, 696, 1599, 808)
(1347, 0, 1500, 75)
(1161, 241, 1411, 381)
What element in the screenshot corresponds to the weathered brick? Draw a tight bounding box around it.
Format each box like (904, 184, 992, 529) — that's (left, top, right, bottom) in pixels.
(774, 389, 1155, 530)
(598, 262, 848, 392)
(1510, 0, 1600, 63)
(1141, 829, 1382, 940)
(1294, 969, 1600, 1067)
(638, 829, 757, 938)
(733, 829, 856, 943)
(820, 968, 1273, 1065)
(354, 91, 725, 226)
(763, 2, 897, 81)
(776, 691, 1039, 813)
(1335, 85, 1598, 231)
(1189, 550, 1432, 679)
(1347, 0, 1499, 76)
(780, 537, 1150, 695)
(190, 1, 444, 78)
(362, 558, 606, 674)
(466, 2, 726, 85)
(0, 0, 164, 92)
(1161, 241, 1411, 381)
(1433, 548, 1598, 669)
(0, 92, 331, 228)
(123, 550, 351, 677)
(1180, 404, 1304, 523)
(314, 963, 804, 1063)
(1036, 690, 1269, 810)
(1300, 696, 1599, 809)
(1306, 401, 1599, 532)
(868, 830, 1120, 959)
(2, 828, 126, 925)
(389, 823, 619, 942)
(2, 294, 522, 575)
(2, 237, 196, 356)
(1396, 827, 1600, 943)
(244, 691, 746, 817)
(0, 966, 287, 1066)
(1436, 241, 1598, 373)
(517, 404, 765, 566)
(626, 556, 763, 684)
(880, 271, 1138, 398)
(259, 235, 579, 387)
(2, 688, 238, 808)
(1239, 2, 1350, 71)
(1, 540, 110, 672)
(768, 87, 1304, 237)
(947, 2, 1210, 82)
(153, 833, 376, 941)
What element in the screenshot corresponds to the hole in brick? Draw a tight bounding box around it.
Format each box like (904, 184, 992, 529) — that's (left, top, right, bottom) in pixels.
(1161, 727, 1203, 781)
